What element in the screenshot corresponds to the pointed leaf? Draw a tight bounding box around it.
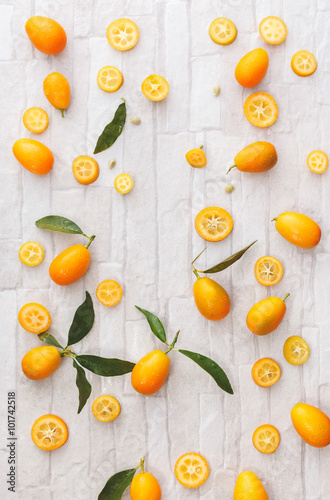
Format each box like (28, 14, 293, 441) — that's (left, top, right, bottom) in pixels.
(98, 468, 137, 500)
(76, 355, 135, 377)
(199, 240, 257, 274)
(38, 332, 63, 349)
(35, 215, 84, 235)
(135, 306, 167, 343)
(178, 349, 233, 394)
(67, 292, 95, 346)
(73, 360, 92, 414)
(94, 100, 126, 154)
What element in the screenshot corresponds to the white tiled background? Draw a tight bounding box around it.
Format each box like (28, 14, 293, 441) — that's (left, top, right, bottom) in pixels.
(1, 0, 330, 498)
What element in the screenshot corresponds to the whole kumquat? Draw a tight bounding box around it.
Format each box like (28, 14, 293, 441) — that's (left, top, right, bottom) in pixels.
(25, 16, 67, 55)
(291, 403, 330, 448)
(131, 350, 170, 395)
(22, 346, 61, 380)
(272, 211, 321, 248)
(49, 243, 93, 286)
(193, 277, 230, 321)
(13, 139, 54, 175)
(234, 471, 269, 500)
(246, 293, 289, 336)
(235, 48, 269, 88)
(43, 72, 71, 117)
(130, 457, 162, 500)
(228, 142, 277, 174)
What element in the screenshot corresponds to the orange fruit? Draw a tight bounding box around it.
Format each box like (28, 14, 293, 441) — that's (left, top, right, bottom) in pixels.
(283, 336, 310, 365)
(307, 150, 329, 174)
(141, 75, 169, 101)
(254, 256, 283, 286)
(174, 453, 209, 488)
(97, 66, 123, 92)
(96, 280, 123, 307)
(49, 244, 91, 286)
(186, 147, 207, 168)
(130, 471, 162, 500)
(18, 302, 51, 334)
(229, 141, 277, 173)
(251, 358, 281, 388)
(244, 92, 278, 128)
(193, 277, 230, 321)
(43, 72, 71, 116)
(25, 16, 67, 55)
(114, 173, 134, 194)
(106, 18, 139, 51)
(19, 241, 44, 266)
(22, 346, 61, 380)
(92, 395, 121, 422)
(13, 139, 54, 175)
(235, 48, 269, 88)
(23, 107, 49, 134)
(252, 424, 280, 454)
(208, 17, 237, 46)
(291, 50, 317, 77)
(273, 211, 321, 248)
(31, 414, 68, 451)
(131, 350, 170, 395)
(291, 403, 330, 448)
(259, 16, 287, 45)
(234, 471, 269, 500)
(72, 156, 99, 185)
(195, 206, 233, 242)
(246, 294, 289, 336)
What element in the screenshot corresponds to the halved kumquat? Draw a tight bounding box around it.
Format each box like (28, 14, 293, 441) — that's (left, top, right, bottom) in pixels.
(19, 241, 44, 266)
(106, 18, 139, 51)
(175, 453, 209, 488)
(244, 92, 278, 128)
(18, 302, 51, 334)
(72, 155, 99, 185)
(253, 424, 280, 454)
(195, 206, 233, 242)
(92, 395, 121, 422)
(23, 107, 49, 133)
(209, 17, 237, 45)
(251, 358, 281, 387)
(141, 74, 169, 101)
(259, 16, 287, 45)
(307, 150, 328, 174)
(283, 336, 310, 365)
(97, 66, 123, 92)
(291, 50, 317, 77)
(96, 280, 123, 307)
(114, 173, 133, 194)
(31, 414, 68, 450)
(254, 256, 283, 286)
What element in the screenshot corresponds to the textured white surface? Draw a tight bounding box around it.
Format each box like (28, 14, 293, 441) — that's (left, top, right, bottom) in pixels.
(1, 0, 330, 498)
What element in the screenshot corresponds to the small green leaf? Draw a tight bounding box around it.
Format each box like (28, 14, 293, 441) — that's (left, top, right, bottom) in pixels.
(38, 332, 63, 349)
(198, 240, 257, 274)
(67, 292, 95, 347)
(135, 306, 167, 343)
(98, 468, 137, 500)
(94, 100, 126, 154)
(73, 360, 92, 414)
(35, 215, 84, 235)
(76, 355, 135, 377)
(178, 349, 233, 394)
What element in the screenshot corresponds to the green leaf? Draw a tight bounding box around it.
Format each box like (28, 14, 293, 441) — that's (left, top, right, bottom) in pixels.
(135, 306, 167, 343)
(178, 349, 233, 395)
(98, 468, 137, 500)
(73, 360, 92, 414)
(76, 355, 135, 377)
(38, 332, 63, 349)
(94, 100, 126, 154)
(67, 292, 95, 347)
(198, 241, 257, 274)
(35, 215, 84, 235)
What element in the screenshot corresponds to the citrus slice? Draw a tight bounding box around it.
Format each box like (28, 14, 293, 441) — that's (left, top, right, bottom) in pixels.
(244, 92, 278, 128)
(186, 148, 207, 168)
(254, 256, 283, 286)
(259, 16, 287, 45)
(291, 50, 317, 77)
(251, 358, 281, 387)
(175, 453, 209, 488)
(195, 206, 233, 242)
(19, 241, 44, 266)
(106, 18, 139, 51)
(283, 336, 310, 365)
(72, 155, 99, 185)
(31, 414, 68, 450)
(23, 107, 49, 133)
(97, 66, 123, 93)
(92, 395, 121, 422)
(18, 302, 51, 334)
(209, 17, 237, 45)
(252, 424, 280, 453)
(96, 279, 123, 306)
(114, 173, 133, 194)
(307, 150, 328, 174)
(141, 74, 169, 101)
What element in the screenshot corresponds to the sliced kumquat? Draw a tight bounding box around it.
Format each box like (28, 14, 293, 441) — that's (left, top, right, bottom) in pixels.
(92, 395, 121, 422)
(195, 206, 233, 242)
(283, 336, 310, 365)
(254, 256, 284, 286)
(141, 74, 169, 101)
(291, 50, 317, 77)
(23, 107, 49, 133)
(18, 302, 51, 334)
(186, 147, 207, 168)
(96, 279, 123, 306)
(97, 66, 123, 92)
(209, 17, 237, 45)
(253, 424, 280, 453)
(307, 150, 328, 174)
(19, 241, 44, 266)
(106, 18, 139, 51)
(72, 155, 99, 185)
(114, 173, 134, 194)
(175, 453, 209, 488)
(251, 358, 281, 387)
(244, 92, 278, 128)
(31, 414, 68, 450)
(259, 16, 287, 45)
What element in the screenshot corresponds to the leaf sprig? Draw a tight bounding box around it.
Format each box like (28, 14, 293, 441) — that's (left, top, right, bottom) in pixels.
(98, 456, 145, 500)
(35, 215, 96, 248)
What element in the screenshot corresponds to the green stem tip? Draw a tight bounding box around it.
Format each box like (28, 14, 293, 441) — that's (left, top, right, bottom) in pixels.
(226, 164, 237, 174)
(165, 330, 180, 354)
(61, 109, 65, 118)
(271, 217, 278, 222)
(139, 456, 145, 473)
(85, 235, 96, 249)
(282, 292, 290, 302)
(199, 145, 204, 150)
